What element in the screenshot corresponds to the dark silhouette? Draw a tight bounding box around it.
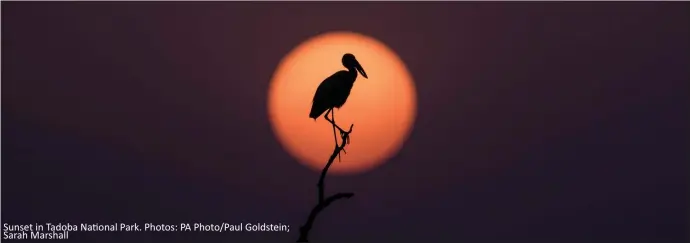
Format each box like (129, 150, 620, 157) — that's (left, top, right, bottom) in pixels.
(297, 53, 367, 242)
(309, 53, 368, 161)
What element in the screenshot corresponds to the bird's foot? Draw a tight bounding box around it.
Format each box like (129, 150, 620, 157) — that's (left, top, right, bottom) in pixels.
(340, 131, 351, 145)
(333, 124, 354, 163)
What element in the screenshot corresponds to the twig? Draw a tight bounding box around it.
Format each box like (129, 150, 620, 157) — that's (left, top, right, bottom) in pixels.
(296, 124, 355, 242)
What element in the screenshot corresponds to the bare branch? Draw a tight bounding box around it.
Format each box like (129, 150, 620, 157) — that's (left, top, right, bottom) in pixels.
(296, 193, 354, 242)
(296, 124, 355, 242)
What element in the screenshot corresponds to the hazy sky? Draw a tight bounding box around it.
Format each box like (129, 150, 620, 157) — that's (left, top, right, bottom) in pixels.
(2, 2, 688, 243)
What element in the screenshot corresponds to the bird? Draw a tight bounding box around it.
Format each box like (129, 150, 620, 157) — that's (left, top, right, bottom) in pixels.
(309, 53, 368, 157)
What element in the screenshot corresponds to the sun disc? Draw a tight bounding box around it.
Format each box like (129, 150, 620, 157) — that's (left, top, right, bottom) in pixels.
(268, 31, 417, 175)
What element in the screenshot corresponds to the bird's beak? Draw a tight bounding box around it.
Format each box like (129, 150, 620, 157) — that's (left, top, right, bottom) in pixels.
(355, 60, 368, 79)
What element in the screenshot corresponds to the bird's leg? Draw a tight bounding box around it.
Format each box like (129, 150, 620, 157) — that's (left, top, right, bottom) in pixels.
(324, 109, 342, 162)
(331, 108, 347, 156)
(331, 110, 342, 162)
(324, 109, 346, 162)
(325, 109, 339, 146)
(332, 109, 351, 146)
(323, 108, 346, 134)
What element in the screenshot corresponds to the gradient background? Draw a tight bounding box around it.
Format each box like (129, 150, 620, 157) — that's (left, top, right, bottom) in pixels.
(2, 2, 688, 243)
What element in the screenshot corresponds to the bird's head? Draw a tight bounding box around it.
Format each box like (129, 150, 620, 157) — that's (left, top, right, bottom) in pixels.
(342, 53, 368, 79)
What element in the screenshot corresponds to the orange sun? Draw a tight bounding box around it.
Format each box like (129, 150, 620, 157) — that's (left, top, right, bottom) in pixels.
(268, 31, 417, 175)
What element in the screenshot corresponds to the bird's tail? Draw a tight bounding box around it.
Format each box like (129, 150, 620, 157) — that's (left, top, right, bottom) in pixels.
(309, 104, 327, 120)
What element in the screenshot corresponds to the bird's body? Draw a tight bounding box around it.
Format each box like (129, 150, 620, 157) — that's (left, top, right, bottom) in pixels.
(309, 70, 357, 119)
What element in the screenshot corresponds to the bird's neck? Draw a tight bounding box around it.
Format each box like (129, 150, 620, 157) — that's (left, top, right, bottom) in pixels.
(347, 67, 358, 80)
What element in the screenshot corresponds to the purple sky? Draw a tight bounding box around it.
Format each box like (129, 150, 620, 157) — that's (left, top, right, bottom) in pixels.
(2, 2, 688, 243)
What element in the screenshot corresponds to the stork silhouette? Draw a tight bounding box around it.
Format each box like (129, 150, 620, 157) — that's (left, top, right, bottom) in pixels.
(309, 53, 368, 161)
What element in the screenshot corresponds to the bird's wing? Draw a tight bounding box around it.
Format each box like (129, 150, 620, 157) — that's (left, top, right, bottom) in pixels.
(310, 71, 348, 119)
(312, 71, 348, 103)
